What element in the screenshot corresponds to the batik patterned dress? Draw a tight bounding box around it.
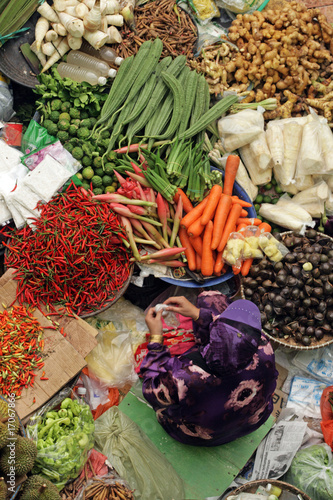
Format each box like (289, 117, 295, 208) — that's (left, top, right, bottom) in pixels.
(140, 291, 278, 446)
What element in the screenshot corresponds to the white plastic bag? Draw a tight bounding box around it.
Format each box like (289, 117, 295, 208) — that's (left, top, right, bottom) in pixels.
(296, 117, 325, 176)
(291, 181, 329, 218)
(319, 121, 333, 174)
(239, 143, 272, 186)
(218, 109, 264, 152)
(259, 194, 314, 233)
(249, 131, 272, 172)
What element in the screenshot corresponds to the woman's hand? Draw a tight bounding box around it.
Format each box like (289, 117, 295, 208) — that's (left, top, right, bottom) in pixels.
(145, 307, 163, 336)
(164, 296, 200, 320)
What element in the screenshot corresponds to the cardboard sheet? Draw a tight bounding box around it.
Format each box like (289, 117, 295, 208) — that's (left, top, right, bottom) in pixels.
(0, 269, 98, 420)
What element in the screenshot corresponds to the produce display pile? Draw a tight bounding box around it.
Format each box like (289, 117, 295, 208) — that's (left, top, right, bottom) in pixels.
(4, 185, 131, 316)
(111, 0, 197, 59)
(0, 306, 45, 398)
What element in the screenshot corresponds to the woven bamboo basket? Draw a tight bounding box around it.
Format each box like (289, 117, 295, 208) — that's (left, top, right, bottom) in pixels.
(226, 479, 312, 499)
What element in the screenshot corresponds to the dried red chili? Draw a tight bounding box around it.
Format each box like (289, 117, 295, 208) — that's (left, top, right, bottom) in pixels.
(0, 305, 45, 398)
(3, 184, 132, 316)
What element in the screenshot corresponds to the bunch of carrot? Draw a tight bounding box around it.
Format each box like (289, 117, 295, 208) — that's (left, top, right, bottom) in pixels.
(179, 155, 257, 277)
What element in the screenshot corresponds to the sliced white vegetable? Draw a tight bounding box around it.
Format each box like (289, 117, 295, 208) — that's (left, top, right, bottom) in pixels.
(42, 41, 56, 56)
(35, 16, 49, 51)
(239, 143, 272, 186)
(104, 0, 120, 14)
(53, 0, 67, 11)
(83, 0, 102, 31)
(30, 40, 47, 67)
(281, 121, 303, 185)
(266, 122, 284, 169)
(51, 22, 67, 36)
(75, 2, 89, 18)
(249, 131, 272, 172)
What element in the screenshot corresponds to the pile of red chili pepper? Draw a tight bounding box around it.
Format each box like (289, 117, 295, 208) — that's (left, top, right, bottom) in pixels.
(0, 305, 45, 398)
(4, 185, 132, 316)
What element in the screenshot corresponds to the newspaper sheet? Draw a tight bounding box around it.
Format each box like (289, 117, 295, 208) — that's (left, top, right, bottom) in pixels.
(252, 420, 307, 480)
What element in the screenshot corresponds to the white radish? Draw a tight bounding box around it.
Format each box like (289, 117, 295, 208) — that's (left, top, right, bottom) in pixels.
(41, 38, 70, 73)
(83, 29, 108, 49)
(106, 14, 123, 26)
(83, 0, 102, 30)
(37, 2, 60, 23)
(42, 41, 56, 56)
(53, 0, 67, 11)
(58, 12, 85, 37)
(30, 40, 47, 67)
(75, 2, 89, 18)
(35, 17, 49, 51)
(105, 25, 122, 43)
(67, 34, 83, 49)
(51, 22, 67, 36)
(100, 16, 108, 32)
(45, 29, 58, 42)
(104, 0, 120, 14)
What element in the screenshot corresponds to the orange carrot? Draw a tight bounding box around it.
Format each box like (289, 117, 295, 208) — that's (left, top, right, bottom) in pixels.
(231, 196, 252, 207)
(190, 235, 203, 256)
(179, 227, 196, 271)
(240, 208, 248, 217)
(217, 203, 243, 253)
(236, 223, 248, 232)
(258, 222, 272, 233)
(214, 251, 224, 276)
(174, 188, 194, 214)
(201, 220, 214, 277)
(211, 194, 232, 250)
(241, 258, 253, 277)
(196, 253, 201, 272)
(223, 155, 240, 196)
(236, 217, 262, 226)
(232, 265, 242, 275)
(200, 184, 223, 226)
(180, 197, 208, 229)
(187, 217, 205, 238)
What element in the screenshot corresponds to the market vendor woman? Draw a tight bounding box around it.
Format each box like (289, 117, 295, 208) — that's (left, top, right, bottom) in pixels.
(140, 292, 278, 446)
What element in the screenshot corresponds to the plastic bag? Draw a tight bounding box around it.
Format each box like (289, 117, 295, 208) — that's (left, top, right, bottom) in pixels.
(85, 327, 138, 389)
(218, 109, 264, 152)
(26, 388, 95, 489)
(249, 131, 272, 172)
(187, 0, 220, 24)
(21, 120, 56, 155)
(21, 140, 81, 174)
(216, 0, 268, 14)
(154, 303, 180, 328)
(0, 73, 14, 122)
(239, 142, 272, 186)
(286, 376, 327, 419)
(295, 118, 325, 177)
(258, 233, 288, 262)
(285, 443, 333, 500)
(290, 181, 329, 218)
(259, 194, 315, 234)
(222, 232, 245, 268)
(94, 406, 185, 500)
(76, 472, 134, 500)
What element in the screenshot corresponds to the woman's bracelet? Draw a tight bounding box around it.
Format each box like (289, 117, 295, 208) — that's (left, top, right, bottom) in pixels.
(193, 310, 200, 322)
(149, 334, 164, 344)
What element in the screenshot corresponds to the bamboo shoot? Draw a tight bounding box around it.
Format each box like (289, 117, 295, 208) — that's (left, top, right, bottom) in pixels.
(35, 16, 49, 50)
(53, 0, 66, 11)
(37, 2, 60, 23)
(75, 2, 89, 18)
(64, 6, 78, 16)
(45, 29, 58, 42)
(41, 37, 70, 73)
(67, 34, 82, 49)
(106, 14, 123, 26)
(58, 11, 84, 37)
(104, 0, 120, 14)
(30, 40, 47, 67)
(51, 22, 67, 36)
(83, 29, 108, 49)
(105, 25, 122, 43)
(42, 41, 56, 56)
(83, 0, 101, 30)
